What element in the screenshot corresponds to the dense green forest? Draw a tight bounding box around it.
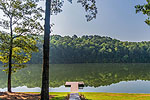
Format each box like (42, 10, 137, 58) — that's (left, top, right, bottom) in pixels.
(29, 35, 150, 64)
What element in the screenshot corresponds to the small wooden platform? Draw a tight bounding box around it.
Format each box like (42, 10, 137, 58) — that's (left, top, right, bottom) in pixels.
(69, 93, 81, 100)
(65, 82, 84, 93)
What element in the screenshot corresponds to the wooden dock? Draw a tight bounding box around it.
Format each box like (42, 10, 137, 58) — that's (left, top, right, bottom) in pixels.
(65, 82, 84, 100)
(69, 93, 81, 100)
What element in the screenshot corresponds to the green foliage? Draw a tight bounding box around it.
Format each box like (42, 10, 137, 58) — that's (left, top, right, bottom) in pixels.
(77, 0, 97, 21)
(44, 0, 97, 21)
(29, 35, 150, 64)
(135, 0, 150, 25)
(0, 0, 43, 73)
(0, 0, 44, 31)
(0, 32, 38, 73)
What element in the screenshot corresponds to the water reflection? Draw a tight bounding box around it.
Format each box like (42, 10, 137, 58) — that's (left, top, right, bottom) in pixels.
(0, 63, 150, 89)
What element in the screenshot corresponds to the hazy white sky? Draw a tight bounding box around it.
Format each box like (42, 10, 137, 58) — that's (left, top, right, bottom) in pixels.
(42, 0, 150, 42)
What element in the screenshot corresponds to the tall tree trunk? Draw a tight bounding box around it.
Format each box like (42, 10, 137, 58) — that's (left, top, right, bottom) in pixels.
(8, 17, 13, 92)
(41, 0, 51, 100)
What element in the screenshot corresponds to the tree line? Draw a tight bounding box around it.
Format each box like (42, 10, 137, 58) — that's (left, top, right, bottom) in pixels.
(28, 35, 150, 64)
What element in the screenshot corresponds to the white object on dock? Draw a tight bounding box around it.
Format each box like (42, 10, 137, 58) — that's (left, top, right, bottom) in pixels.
(65, 82, 84, 93)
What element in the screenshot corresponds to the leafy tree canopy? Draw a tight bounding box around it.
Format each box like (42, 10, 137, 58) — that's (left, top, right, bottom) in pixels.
(135, 0, 150, 25)
(0, 32, 38, 73)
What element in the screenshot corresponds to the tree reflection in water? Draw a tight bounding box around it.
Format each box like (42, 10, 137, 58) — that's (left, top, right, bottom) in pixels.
(0, 63, 150, 89)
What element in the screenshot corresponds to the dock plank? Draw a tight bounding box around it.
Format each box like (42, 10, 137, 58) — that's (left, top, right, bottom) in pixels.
(69, 93, 81, 100)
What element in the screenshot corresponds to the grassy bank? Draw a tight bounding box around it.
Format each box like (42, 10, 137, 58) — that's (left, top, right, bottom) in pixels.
(1, 92, 150, 100)
(50, 92, 150, 100)
(80, 92, 150, 100)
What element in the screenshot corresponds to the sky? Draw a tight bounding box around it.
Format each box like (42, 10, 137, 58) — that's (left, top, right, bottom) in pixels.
(40, 0, 150, 42)
(0, 0, 149, 42)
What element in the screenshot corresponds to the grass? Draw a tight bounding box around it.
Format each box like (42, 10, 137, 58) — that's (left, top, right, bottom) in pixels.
(23, 92, 150, 100)
(25, 92, 69, 100)
(80, 92, 150, 100)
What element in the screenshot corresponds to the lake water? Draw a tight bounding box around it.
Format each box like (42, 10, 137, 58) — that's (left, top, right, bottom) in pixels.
(0, 63, 150, 93)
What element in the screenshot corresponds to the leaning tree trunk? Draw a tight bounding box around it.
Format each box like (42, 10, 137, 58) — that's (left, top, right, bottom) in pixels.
(41, 0, 51, 100)
(8, 17, 13, 92)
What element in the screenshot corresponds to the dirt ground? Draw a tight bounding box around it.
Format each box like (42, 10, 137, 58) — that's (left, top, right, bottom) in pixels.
(0, 92, 54, 100)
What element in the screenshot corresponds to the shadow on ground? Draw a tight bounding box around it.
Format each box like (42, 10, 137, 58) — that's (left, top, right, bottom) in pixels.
(51, 96, 66, 100)
(0, 92, 55, 100)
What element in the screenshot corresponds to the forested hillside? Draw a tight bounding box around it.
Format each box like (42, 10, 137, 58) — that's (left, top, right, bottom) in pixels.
(29, 35, 150, 64)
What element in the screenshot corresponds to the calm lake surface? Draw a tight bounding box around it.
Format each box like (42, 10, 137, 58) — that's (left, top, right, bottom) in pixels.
(1, 63, 150, 93)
